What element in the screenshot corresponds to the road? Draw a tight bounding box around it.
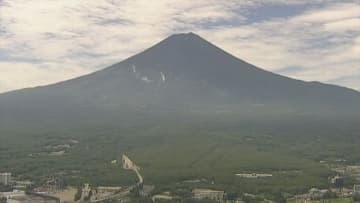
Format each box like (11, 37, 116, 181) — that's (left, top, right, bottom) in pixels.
(90, 154, 143, 203)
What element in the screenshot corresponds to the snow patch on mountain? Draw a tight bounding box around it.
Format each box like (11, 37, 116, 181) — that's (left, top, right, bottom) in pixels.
(141, 76, 153, 83)
(160, 72, 166, 83)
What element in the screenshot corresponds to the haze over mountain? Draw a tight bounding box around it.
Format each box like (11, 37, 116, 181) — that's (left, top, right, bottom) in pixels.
(1, 33, 360, 125)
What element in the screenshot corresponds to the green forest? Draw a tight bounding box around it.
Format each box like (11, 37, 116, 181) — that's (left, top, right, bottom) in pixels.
(1, 113, 359, 195)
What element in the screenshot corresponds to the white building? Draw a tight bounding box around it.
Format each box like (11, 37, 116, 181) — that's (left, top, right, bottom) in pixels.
(81, 184, 91, 201)
(308, 188, 329, 200)
(193, 189, 224, 202)
(8, 195, 59, 203)
(0, 173, 11, 185)
(235, 173, 272, 178)
(0, 190, 26, 201)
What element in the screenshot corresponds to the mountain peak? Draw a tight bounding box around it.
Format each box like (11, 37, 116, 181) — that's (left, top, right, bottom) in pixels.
(128, 32, 221, 66)
(162, 32, 207, 44)
(168, 32, 199, 38)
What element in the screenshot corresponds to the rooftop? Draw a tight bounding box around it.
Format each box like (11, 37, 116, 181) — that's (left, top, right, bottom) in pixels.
(192, 189, 224, 193)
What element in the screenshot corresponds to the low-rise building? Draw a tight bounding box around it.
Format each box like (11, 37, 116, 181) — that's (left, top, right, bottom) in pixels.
(13, 181, 33, 190)
(8, 195, 59, 203)
(152, 194, 178, 202)
(0, 173, 11, 186)
(140, 185, 155, 197)
(235, 173, 272, 178)
(81, 183, 91, 201)
(331, 175, 344, 190)
(354, 184, 360, 194)
(96, 186, 122, 193)
(0, 190, 25, 200)
(193, 189, 224, 202)
(308, 188, 329, 200)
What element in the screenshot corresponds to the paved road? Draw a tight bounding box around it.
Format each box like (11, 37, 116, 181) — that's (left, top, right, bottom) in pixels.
(90, 155, 143, 203)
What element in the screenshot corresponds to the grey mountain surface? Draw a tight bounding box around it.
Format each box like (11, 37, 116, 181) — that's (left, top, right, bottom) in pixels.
(1, 33, 360, 125)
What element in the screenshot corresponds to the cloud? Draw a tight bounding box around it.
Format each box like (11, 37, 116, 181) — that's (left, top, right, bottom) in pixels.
(0, 0, 359, 93)
(324, 18, 360, 32)
(292, 2, 359, 23)
(197, 2, 360, 90)
(0, 61, 90, 93)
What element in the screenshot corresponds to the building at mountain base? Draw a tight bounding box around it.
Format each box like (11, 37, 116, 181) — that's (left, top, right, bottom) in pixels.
(192, 189, 224, 202)
(0, 173, 11, 186)
(7, 195, 59, 203)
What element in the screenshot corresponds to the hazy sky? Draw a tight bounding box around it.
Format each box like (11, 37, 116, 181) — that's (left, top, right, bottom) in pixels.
(0, 0, 359, 93)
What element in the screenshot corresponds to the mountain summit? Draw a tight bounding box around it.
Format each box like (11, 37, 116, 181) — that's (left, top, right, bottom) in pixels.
(1, 33, 360, 124)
